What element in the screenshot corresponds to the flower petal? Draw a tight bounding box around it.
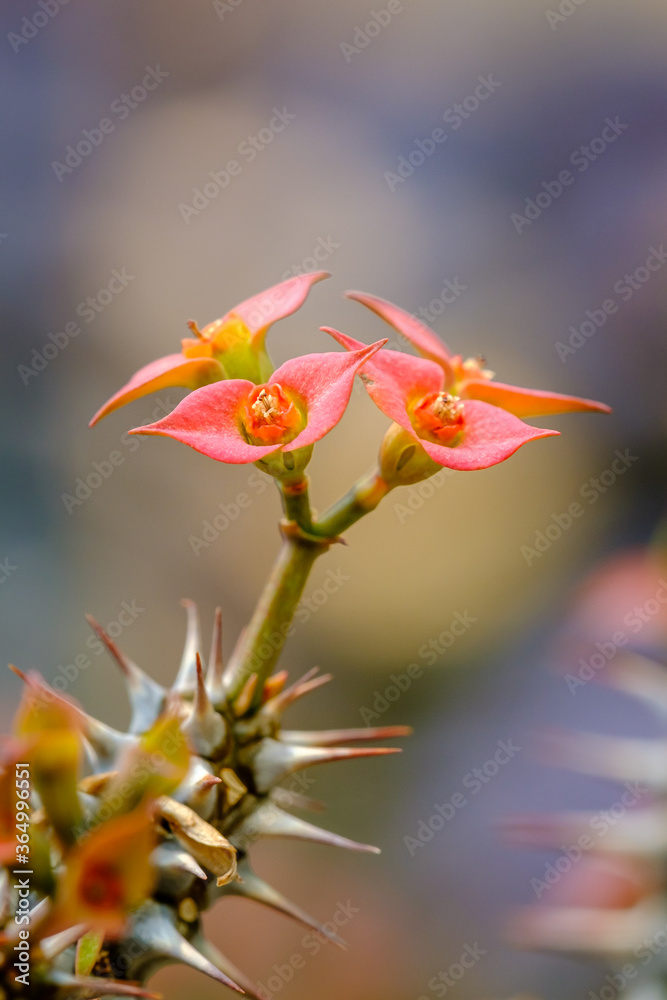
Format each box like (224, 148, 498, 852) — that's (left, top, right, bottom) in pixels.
(462, 379, 612, 417)
(274, 339, 387, 452)
(54, 804, 156, 937)
(90, 354, 224, 426)
(230, 271, 330, 347)
(322, 327, 444, 432)
(129, 379, 282, 463)
(345, 290, 455, 379)
(417, 400, 559, 470)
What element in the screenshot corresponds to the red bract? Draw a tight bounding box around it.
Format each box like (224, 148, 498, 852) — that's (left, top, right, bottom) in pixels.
(90, 272, 329, 426)
(129, 341, 386, 464)
(346, 290, 612, 418)
(323, 328, 560, 471)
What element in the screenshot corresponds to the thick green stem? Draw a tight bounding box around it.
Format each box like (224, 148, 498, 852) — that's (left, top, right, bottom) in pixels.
(226, 468, 392, 706)
(225, 528, 328, 703)
(278, 476, 314, 533)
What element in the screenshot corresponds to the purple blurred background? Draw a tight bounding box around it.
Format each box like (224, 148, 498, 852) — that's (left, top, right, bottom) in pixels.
(2, 2, 667, 997)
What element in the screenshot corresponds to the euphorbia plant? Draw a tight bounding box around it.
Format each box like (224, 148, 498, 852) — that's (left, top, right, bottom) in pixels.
(0, 274, 609, 998)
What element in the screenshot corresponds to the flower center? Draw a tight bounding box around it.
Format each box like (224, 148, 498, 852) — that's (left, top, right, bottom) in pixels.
(80, 862, 124, 911)
(412, 392, 465, 446)
(243, 383, 304, 445)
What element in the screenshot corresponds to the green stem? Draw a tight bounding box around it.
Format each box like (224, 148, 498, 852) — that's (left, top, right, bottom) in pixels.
(278, 476, 314, 533)
(225, 527, 329, 703)
(310, 468, 391, 537)
(226, 468, 392, 706)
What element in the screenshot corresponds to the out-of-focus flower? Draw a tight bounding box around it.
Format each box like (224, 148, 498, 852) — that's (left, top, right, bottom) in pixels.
(51, 804, 156, 937)
(12, 670, 84, 848)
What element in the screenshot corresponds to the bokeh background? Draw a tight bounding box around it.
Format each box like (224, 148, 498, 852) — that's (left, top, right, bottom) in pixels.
(2, 1, 667, 998)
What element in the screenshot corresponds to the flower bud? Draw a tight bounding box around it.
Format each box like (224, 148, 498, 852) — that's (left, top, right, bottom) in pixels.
(379, 423, 441, 487)
(255, 444, 314, 483)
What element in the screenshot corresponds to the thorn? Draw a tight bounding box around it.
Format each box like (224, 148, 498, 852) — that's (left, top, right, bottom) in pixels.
(224, 860, 346, 948)
(85, 615, 165, 734)
(281, 725, 413, 746)
(131, 901, 245, 993)
(195, 774, 223, 792)
(249, 738, 401, 793)
(232, 803, 380, 854)
(40, 923, 89, 960)
(262, 670, 289, 702)
(9, 667, 133, 766)
(234, 673, 258, 717)
(182, 654, 226, 756)
(193, 933, 265, 1000)
(48, 971, 161, 998)
(261, 667, 333, 719)
(538, 728, 667, 788)
(272, 787, 326, 813)
(151, 843, 208, 881)
(206, 607, 225, 703)
(172, 600, 201, 694)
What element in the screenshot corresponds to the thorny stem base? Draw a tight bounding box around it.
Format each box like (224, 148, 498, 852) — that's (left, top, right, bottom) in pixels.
(225, 469, 393, 706)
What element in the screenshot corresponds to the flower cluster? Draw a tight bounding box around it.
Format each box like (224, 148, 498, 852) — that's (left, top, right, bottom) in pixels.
(92, 275, 610, 485)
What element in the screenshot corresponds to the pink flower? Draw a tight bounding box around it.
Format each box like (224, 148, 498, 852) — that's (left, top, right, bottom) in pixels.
(346, 290, 611, 417)
(90, 272, 329, 426)
(323, 328, 565, 471)
(128, 342, 386, 465)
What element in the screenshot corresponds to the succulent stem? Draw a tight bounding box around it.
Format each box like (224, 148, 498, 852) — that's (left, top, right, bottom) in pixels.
(310, 467, 392, 537)
(225, 530, 329, 705)
(226, 468, 391, 708)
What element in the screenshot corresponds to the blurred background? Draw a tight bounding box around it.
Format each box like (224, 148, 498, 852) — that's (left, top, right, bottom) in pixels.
(2, 1, 667, 997)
